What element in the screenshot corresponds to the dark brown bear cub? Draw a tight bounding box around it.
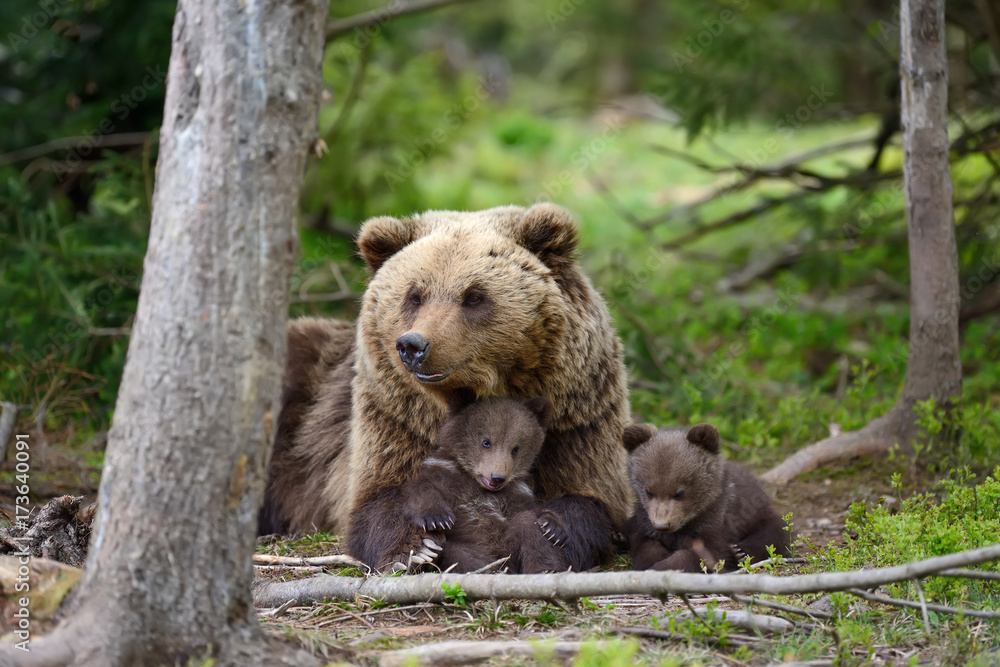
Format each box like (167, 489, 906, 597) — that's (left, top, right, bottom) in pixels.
(396, 395, 568, 573)
(622, 423, 791, 572)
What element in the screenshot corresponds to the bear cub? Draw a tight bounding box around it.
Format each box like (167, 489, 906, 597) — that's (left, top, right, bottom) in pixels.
(622, 423, 791, 572)
(399, 394, 569, 573)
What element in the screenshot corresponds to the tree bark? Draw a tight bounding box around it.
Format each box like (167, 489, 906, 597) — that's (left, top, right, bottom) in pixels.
(764, 0, 960, 485)
(0, 0, 329, 664)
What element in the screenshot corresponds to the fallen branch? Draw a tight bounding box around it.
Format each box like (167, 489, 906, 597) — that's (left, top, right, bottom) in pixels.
(0, 132, 150, 168)
(730, 594, 832, 620)
(672, 608, 796, 634)
(376, 639, 597, 667)
(618, 626, 757, 649)
(252, 543, 1000, 608)
(252, 553, 366, 568)
(846, 587, 1000, 619)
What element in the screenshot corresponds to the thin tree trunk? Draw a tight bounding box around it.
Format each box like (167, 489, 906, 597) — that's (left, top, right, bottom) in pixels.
(0, 0, 329, 664)
(764, 0, 959, 485)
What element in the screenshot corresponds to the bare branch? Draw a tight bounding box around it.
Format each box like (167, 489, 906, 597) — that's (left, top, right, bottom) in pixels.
(325, 0, 478, 41)
(378, 640, 599, 667)
(0, 132, 151, 167)
(252, 543, 1000, 608)
(252, 554, 366, 568)
(846, 587, 1000, 620)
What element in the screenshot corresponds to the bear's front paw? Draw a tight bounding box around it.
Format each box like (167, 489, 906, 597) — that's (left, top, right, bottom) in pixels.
(413, 505, 455, 533)
(536, 510, 570, 549)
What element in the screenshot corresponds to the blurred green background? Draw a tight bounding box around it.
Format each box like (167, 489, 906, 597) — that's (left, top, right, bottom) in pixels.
(1, 0, 999, 495)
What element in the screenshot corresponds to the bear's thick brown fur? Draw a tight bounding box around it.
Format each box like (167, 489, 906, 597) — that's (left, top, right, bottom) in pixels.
(259, 204, 632, 571)
(621, 423, 791, 572)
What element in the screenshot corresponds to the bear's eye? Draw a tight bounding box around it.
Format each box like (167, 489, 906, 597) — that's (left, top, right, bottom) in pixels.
(645, 488, 654, 499)
(481, 438, 491, 449)
(674, 490, 685, 499)
(511, 446, 519, 456)
(410, 292, 422, 306)
(463, 291, 483, 306)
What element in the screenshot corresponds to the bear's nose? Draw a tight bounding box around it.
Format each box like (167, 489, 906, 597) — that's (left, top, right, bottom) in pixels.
(490, 473, 506, 487)
(396, 332, 430, 370)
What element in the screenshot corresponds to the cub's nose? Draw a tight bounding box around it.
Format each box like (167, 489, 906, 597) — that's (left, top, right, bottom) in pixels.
(490, 473, 506, 487)
(396, 332, 430, 370)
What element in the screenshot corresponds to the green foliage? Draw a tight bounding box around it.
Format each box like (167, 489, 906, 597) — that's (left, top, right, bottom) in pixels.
(441, 581, 468, 607)
(824, 469, 1000, 612)
(571, 638, 641, 667)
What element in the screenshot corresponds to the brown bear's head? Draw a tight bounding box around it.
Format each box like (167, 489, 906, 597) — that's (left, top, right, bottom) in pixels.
(356, 203, 583, 400)
(622, 423, 724, 534)
(437, 393, 552, 492)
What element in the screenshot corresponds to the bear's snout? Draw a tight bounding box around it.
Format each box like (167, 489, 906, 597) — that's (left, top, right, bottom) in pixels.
(396, 332, 430, 371)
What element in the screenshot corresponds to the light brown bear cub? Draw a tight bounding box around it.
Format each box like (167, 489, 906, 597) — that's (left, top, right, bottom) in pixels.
(396, 395, 569, 573)
(622, 423, 791, 572)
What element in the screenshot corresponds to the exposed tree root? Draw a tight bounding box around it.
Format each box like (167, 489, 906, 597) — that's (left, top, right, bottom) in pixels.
(252, 543, 1000, 608)
(762, 409, 901, 486)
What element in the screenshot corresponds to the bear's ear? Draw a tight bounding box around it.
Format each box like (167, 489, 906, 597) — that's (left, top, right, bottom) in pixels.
(445, 387, 477, 415)
(622, 423, 657, 452)
(357, 215, 415, 273)
(523, 397, 553, 430)
(686, 423, 720, 455)
(516, 204, 579, 271)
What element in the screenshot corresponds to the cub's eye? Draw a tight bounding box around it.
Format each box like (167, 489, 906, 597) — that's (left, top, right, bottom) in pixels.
(674, 490, 685, 499)
(645, 489, 654, 499)
(463, 291, 483, 306)
(410, 292, 422, 306)
(511, 446, 520, 456)
(481, 439, 491, 449)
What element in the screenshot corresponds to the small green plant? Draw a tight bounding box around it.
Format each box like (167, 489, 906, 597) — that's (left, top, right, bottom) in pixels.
(441, 581, 468, 607)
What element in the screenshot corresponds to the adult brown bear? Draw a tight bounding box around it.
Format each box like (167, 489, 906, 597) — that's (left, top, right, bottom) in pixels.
(259, 204, 632, 571)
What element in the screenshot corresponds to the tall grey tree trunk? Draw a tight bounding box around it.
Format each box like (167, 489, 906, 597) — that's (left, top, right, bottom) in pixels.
(764, 0, 960, 485)
(0, 0, 330, 664)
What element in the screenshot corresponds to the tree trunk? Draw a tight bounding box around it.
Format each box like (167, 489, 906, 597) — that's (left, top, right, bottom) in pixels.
(764, 0, 960, 485)
(0, 0, 329, 664)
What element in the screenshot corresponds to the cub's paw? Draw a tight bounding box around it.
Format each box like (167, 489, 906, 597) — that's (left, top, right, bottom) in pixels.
(730, 543, 748, 562)
(536, 510, 569, 549)
(405, 497, 456, 532)
(378, 532, 445, 573)
(413, 506, 455, 533)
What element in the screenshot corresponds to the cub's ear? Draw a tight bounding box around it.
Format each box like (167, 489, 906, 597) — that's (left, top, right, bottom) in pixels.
(523, 397, 553, 430)
(516, 203, 579, 271)
(686, 423, 720, 455)
(357, 215, 415, 273)
(622, 423, 657, 453)
(445, 387, 477, 415)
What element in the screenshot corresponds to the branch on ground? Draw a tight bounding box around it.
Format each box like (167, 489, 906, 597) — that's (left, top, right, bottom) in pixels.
(252, 543, 1000, 608)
